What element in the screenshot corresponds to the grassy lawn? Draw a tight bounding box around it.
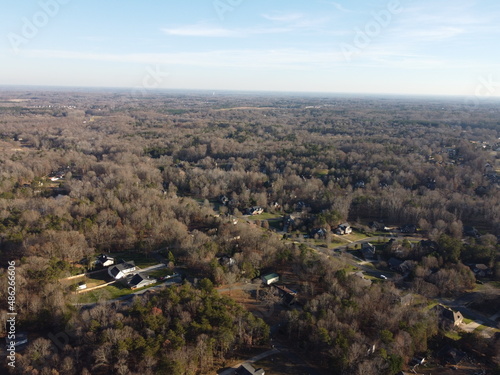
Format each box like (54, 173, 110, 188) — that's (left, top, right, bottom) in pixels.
(346, 264, 359, 272)
(254, 354, 312, 375)
(343, 231, 370, 242)
(250, 212, 282, 220)
(147, 268, 174, 279)
(425, 301, 439, 311)
(76, 281, 164, 303)
(267, 218, 283, 230)
(444, 331, 461, 341)
(473, 325, 487, 333)
(84, 276, 109, 288)
(328, 240, 347, 248)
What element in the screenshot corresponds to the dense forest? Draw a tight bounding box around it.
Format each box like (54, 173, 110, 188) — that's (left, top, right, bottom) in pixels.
(0, 90, 499, 374)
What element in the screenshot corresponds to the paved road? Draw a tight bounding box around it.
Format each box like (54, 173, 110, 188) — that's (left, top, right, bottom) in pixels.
(137, 263, 167, 273)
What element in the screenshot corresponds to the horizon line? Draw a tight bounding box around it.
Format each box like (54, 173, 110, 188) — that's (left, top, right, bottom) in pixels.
(1, 84, 500, 102)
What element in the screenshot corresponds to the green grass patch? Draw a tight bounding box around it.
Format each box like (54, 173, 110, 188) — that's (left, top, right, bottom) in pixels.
(76, 281, 162, 303)
(328, 240, 346, 248)
(267, 218, 283, 230)
(343, 231, 370, 242)
(148, 268, 174, 279)
(250, 212, 282, 220)
(84, 276, 109, 288)
(425, 301, 439, 311)
(344, 265, 358, 273)
(314, 168, 329, 176)
(444, 331, 461, 341)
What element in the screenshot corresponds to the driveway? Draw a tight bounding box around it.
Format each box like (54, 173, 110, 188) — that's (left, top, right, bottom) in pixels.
(217, 348, 279, 375)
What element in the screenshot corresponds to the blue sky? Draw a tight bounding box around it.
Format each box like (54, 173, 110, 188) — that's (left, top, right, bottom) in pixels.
(1, 0, 500, 96)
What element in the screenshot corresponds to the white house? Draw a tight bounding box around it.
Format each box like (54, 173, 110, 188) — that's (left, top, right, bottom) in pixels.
(108, 261, 136, 280)
(96, 254, 115, 267)
(335, 223, 352, 235)
(127, 273, 156, 289)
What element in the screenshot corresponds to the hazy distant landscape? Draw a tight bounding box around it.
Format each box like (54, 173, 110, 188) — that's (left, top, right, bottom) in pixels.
(0, 89, 498, 375)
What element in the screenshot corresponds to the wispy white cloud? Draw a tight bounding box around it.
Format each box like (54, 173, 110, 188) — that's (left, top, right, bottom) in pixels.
(261, 12, 304, 22)
(326, 2, 351, 13)
(392, 0, 499, 43)
(162, 24, 291, 38)
(163, 25, 236, 37)
(260, 12, 331, 33)
(162, 14, 331, 38)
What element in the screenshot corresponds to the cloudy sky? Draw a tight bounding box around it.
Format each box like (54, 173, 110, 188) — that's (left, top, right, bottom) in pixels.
(1, 0, 500, 96)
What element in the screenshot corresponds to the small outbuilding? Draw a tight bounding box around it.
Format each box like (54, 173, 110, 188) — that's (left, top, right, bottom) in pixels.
(261, 273, 279, 285)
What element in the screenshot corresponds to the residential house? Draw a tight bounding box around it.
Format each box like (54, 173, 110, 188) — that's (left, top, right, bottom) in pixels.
(410, 356, 426, 368)
(438, 345, 466, 365)
(283, 215, 295, 232)
(296, 201, 307, 211)
(354, 180, 365, 189)
(419, 240, 438, 252)
(335, 223, 352, 235)
(400, 224, 417, 234)
(126, 273, 156, 289)
(247, 206, 264, 215)
(399, 260, 416, 275)
(463, 226, 480, 238)
(218, 255, 236, 267)
(361, 242, 376, 260)
(261, 273, 280, 285)
(426, 178, 436, 190)
(219, 195, 229, 205)
(434, 305, 463, 329)
(388, 257, 403, 272)
(368, 221, 389, 232)
(311, 227, 328, 239)
(235, 363, 265, 375)
(270, 201, 281, 210)
(96, 254, 115, 267)
(470, 264, 493, 277)
(108, 261, 137, 280)
(273, 284, 298, 306)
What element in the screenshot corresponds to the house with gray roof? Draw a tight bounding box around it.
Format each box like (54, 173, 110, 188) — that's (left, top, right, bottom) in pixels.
(108, 261, 136, 280)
